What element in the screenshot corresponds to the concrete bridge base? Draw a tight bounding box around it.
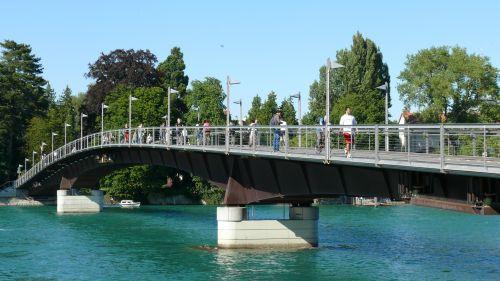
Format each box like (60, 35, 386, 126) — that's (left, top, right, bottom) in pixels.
(217, 206, 318, 249)
(56, 190, 103, 213)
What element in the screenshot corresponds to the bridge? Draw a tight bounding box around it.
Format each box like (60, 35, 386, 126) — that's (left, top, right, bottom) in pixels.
(5, 123, 500, 248)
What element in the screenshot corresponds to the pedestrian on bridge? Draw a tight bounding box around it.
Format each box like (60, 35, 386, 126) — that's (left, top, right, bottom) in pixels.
(339, 107, 357, 158)
(270, 111, 281, 152)
(316, 116, 326, 154)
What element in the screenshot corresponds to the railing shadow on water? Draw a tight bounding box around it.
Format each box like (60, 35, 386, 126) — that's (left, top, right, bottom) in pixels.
(14, 124, 500, 188)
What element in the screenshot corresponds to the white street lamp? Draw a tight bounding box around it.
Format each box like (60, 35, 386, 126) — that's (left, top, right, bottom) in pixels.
(325, 58, 344, 124)
(32, 150, 37, 165)
(233, 99, 243, 146)
(64, 123, 71, 146)
(376, 82, 389, 151)
(325, 58, 344, 160)
(129, 95, 138, 144)
(80, 113, 87, 140)
(24, 158, 29, 173)
(167, 87, 179, 128)
(226, 76, 240, 152)
(101, 103, 109, 134)
(51, 132, 58, 153)
(291, 92, 302, 147)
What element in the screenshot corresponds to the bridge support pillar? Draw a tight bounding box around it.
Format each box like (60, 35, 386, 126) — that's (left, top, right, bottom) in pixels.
(217, 205, 318, 249)
(57, 190, 103, 213)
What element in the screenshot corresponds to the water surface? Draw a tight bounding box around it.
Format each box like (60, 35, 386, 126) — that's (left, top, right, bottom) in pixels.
(0, 205, 498, 280)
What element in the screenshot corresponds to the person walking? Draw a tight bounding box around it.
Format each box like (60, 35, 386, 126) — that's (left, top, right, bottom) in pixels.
(249, 119, 258, 148)
(316, 116, 326, 153)
(203, 119, 210, 146)
(270, 111, 281, 152)
(339, 107, 357, 158)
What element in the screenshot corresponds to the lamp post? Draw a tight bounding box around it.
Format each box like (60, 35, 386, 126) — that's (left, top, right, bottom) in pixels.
(167, 87, 179, 127)
(192, 105, 200, 123)
(32, 151, 37, 165)
(101, 103, 108, 135)
(17, 164, 23, 177)
(291, 92, 302, 147)
(376, 82, 389, 151)
(80, 113, 87, 140)
(51, 132, 58, 153)
(24, 158, 29, 174)
(233, 99, 242, 146)
(64, 123, 71, 147)
(226, 76, 240, 152)
(325, 58, 344, 160)
(128, 95, 138, 144)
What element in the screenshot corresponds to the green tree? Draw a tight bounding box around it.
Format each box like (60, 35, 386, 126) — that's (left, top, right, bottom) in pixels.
(157, 47, 190, 123)
(304, 32, 390, 124)
(260, 91, 278, 125)
(83, 49, 160, 130)
(398, 46, 499, 123)
(184, 77, 226, 125)
(0, 40, 47, 181)
(279, 97, 297, 125)
(247, 95, 263, 123)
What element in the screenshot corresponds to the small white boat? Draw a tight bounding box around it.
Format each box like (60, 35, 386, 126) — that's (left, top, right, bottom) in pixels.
(119, 200, 141, 208)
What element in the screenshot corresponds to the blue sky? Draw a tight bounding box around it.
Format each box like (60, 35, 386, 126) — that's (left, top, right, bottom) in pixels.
(1, 0, 498, 121)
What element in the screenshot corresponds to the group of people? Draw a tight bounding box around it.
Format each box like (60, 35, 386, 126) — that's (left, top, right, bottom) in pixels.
(99, 107, 358, 158)
(271, 107, 357, 158)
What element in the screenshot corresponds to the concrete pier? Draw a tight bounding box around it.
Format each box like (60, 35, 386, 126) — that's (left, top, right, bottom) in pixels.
(217, 206, 318, 249)
(57, 190, 103, 213)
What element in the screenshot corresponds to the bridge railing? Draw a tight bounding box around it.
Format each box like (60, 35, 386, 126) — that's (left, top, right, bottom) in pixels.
(14, 124, 500, 188)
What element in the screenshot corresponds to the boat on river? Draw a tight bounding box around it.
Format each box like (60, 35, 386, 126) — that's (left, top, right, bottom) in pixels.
(119, 200, 141, 208)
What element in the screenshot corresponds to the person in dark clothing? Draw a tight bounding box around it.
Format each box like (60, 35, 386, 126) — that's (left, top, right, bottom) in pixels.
(270, 111, 281, 152)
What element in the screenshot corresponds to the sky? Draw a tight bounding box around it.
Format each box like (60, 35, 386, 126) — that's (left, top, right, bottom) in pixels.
(1, 0, 499, 122)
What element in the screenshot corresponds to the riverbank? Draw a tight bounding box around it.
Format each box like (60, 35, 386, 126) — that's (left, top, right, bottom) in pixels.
(0, 197, 54, 206)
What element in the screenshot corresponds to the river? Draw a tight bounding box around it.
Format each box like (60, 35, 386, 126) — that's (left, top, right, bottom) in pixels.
(0, 205, 498, 280)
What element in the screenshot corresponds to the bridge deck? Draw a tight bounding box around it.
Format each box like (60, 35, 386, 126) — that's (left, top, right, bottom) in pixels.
(14, 124, 500, 189)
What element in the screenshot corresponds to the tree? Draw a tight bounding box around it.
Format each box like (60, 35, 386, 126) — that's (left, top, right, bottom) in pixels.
(184, 77, 226, 125)
(279, 97, 297, 125)
(260, 91, 278, 125)
(247, 95, 263, 123)
(304, 32, 390, 124)
(83, 49, 160, 130)
(0, 40, 47, 182)
(398, 46, 499, 123)
(157, 47, 189, 122)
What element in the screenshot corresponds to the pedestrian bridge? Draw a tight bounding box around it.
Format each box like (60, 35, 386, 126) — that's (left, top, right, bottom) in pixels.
(9, 124, 499, 205)
(6, 123, 500, 247)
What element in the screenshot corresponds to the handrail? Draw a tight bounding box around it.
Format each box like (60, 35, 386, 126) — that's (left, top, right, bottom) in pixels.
(13, 124, 500, 189)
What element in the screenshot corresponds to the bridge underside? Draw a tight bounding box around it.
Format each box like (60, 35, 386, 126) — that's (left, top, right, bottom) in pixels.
(20, 147, 499, 208)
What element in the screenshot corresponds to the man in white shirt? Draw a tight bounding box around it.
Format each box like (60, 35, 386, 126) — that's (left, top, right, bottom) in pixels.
(339, 107, 357, 158)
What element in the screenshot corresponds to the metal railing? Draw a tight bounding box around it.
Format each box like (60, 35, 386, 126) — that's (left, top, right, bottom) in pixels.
(14, 124, 500, 188)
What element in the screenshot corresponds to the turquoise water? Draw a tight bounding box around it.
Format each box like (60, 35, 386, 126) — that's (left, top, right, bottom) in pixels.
(0, 205, 499, 281)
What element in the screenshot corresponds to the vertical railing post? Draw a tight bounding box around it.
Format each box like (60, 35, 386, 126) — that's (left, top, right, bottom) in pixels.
(483, 125, 487, 168)
(374, 125, 379, 164)
(325, 125, 330, 163)
(407, 125, 411, 162)
(440, 124, 445, 171)
(285, 125, 289, 156)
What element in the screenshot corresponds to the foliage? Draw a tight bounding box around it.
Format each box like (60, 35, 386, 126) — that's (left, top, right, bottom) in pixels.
(83, 49, 160, 129)
(188, 176, 224, 205)
(279, 97, 298, 125)
(0, 40, 47, 181)
(398, 46, 499, 123)
(261, 91, 278, 125)
(247, 95, 262, 123)
(157, 47, 189, 122)
(25, 86, 80, 160)
(184, 77, 226, 125)
(304, 32, 390, 124)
